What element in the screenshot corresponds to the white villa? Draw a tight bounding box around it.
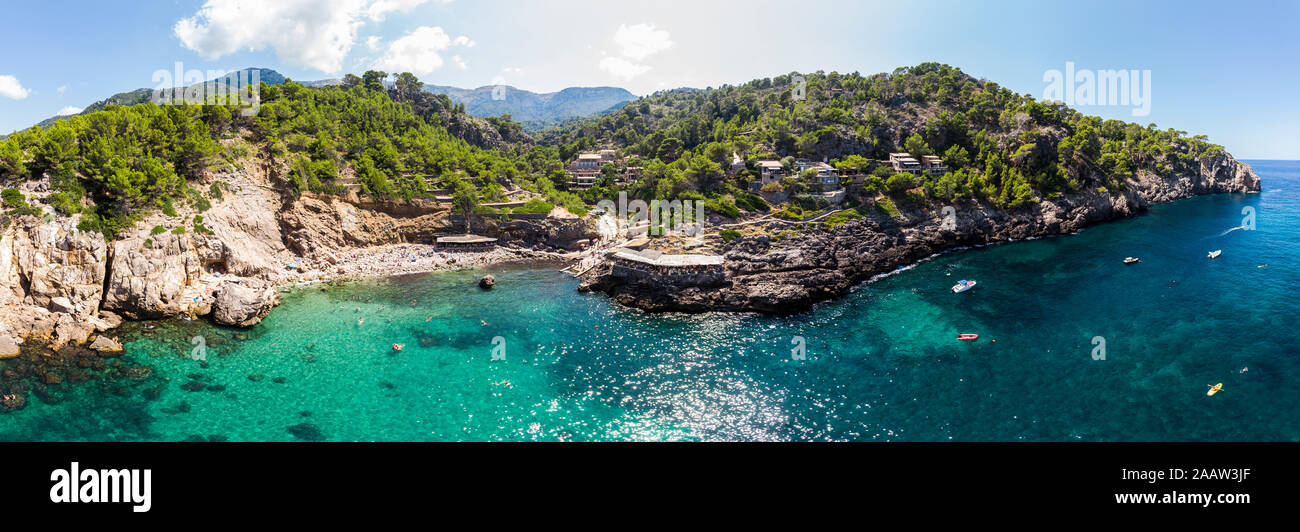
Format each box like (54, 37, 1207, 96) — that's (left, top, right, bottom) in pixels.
(890, 152, 947, 175)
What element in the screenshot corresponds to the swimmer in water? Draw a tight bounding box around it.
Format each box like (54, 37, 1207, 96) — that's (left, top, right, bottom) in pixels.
(357, 317, 364, 326)
(1241, 367, 1249, 373)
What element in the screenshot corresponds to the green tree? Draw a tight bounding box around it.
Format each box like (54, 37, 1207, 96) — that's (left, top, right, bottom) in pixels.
(904, 133, 931, 159)
(886, 172, 916, 195)
(656, 137, 683, 162)
(599, 163, 619, 187)
(0, 141, 26, 178)
(452, 181, 479, 233)
(2, 188, 25, 209)
(362, 70, 388, 92)
(393, 72, 424, 102)
(942, 145, 970, 170)
(833, 154, 871, 174)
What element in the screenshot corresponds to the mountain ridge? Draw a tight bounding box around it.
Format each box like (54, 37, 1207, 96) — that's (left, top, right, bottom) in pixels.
(24, 68, 634, 135)
(420, 84, 635, 131)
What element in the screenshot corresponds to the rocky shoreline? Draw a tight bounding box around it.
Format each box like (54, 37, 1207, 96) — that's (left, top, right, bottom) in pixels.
(0, 153, 597, 358)
(581, 153, 1262, 315)
(0, 228, 587, 356)
(0, 150, 1263, 355)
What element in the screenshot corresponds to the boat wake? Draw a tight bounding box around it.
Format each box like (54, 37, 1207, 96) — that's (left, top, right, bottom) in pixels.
(861, 247, 972, 286)
(1208, 225, 1247, 238)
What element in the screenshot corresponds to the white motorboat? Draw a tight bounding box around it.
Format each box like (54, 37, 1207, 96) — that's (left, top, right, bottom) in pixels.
(1208, 250, 1222, 259)
(952, 280, 976, 293)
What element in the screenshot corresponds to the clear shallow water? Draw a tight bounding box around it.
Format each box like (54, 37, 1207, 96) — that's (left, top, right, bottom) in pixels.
(3, 160, 1297, 442)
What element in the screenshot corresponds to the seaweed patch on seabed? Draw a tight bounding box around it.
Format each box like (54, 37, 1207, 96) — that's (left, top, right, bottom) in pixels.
(122, 318, 249, 361)
(0, 343, 169, 441)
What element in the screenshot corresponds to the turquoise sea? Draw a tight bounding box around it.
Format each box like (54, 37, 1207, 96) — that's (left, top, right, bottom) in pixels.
(3, 160, 1297, 442)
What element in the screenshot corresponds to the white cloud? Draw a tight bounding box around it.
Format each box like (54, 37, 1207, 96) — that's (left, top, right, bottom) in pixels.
(452, 55, 468, 70)
(365, 0, 433, 22)
(0, 75, 31, 100)
(491, 67, 522, 85)
(599, 57, 651, 81)
(173, 0, 450, 74)
(372, 26, 474, 75)
(611, 23, 672, 61)
(597, 23, 672, 81)
(57, 85, 68, 96)
(55, 106, 83, 116)
(366, 36, 383, 51)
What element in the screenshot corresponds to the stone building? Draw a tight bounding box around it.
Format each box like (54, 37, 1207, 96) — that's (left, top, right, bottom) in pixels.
(436, 234, 498, 251)
(609, 248, 726, 286)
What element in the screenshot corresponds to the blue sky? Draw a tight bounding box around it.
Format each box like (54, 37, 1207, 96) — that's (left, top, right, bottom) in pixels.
(1, 0, 1297, 158)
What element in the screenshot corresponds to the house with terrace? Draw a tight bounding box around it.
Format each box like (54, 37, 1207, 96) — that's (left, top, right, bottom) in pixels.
(566, 149, 628, 188)
(890, 153, 948, 176)
(566, 153, 604, 188)
(921, 155, 948, 175)
(889, 152, 925, 176)
(795, 160, 841, 189)
(752, 160, 786, 190)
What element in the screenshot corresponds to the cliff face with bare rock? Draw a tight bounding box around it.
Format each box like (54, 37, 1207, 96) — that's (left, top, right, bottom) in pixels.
(582, 153, 1261, 315)
(0, 219, 113, 349)
(0, 154, 595, 351)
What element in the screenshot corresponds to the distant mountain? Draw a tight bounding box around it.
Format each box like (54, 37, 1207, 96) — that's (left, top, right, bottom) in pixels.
(27, 68, 634, 134)
(423, 85, 635, 132)
(31, 68, 286, 130)
(297, 79, 635, 131)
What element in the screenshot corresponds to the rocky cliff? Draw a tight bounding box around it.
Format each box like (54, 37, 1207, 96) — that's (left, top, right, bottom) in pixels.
(581, 153, 1262, 314)
(0, 153, 595, 352)
(0, 218, 115, 351)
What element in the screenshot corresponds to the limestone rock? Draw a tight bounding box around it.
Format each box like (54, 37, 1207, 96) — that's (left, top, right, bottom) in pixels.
(101, 234, 210, 319)
(51, 314, 95, 349)
(0, 335, 19, 359)
(92, 310, 124, 332)
(49, 297, 75, 314)
(0, 218, 107, 321)
(478, 275, 495, 289)
(212, 282, 280, 327)
(89, 335, 124, 353)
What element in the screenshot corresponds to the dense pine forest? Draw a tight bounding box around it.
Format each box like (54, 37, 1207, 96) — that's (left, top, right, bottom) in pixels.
(0, 70, 591, 238)
(547, 63, 1226, 210)
(0, 63, 1232, 240)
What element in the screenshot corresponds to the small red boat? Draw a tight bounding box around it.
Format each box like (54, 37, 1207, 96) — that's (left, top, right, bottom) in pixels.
(957, 334, 979, 341)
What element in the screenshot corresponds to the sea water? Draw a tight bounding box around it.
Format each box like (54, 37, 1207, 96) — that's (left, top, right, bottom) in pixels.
(3, 160, 1296, 441)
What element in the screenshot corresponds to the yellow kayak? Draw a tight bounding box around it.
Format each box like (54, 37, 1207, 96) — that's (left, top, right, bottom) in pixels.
(1207, 383, 1224, 396)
